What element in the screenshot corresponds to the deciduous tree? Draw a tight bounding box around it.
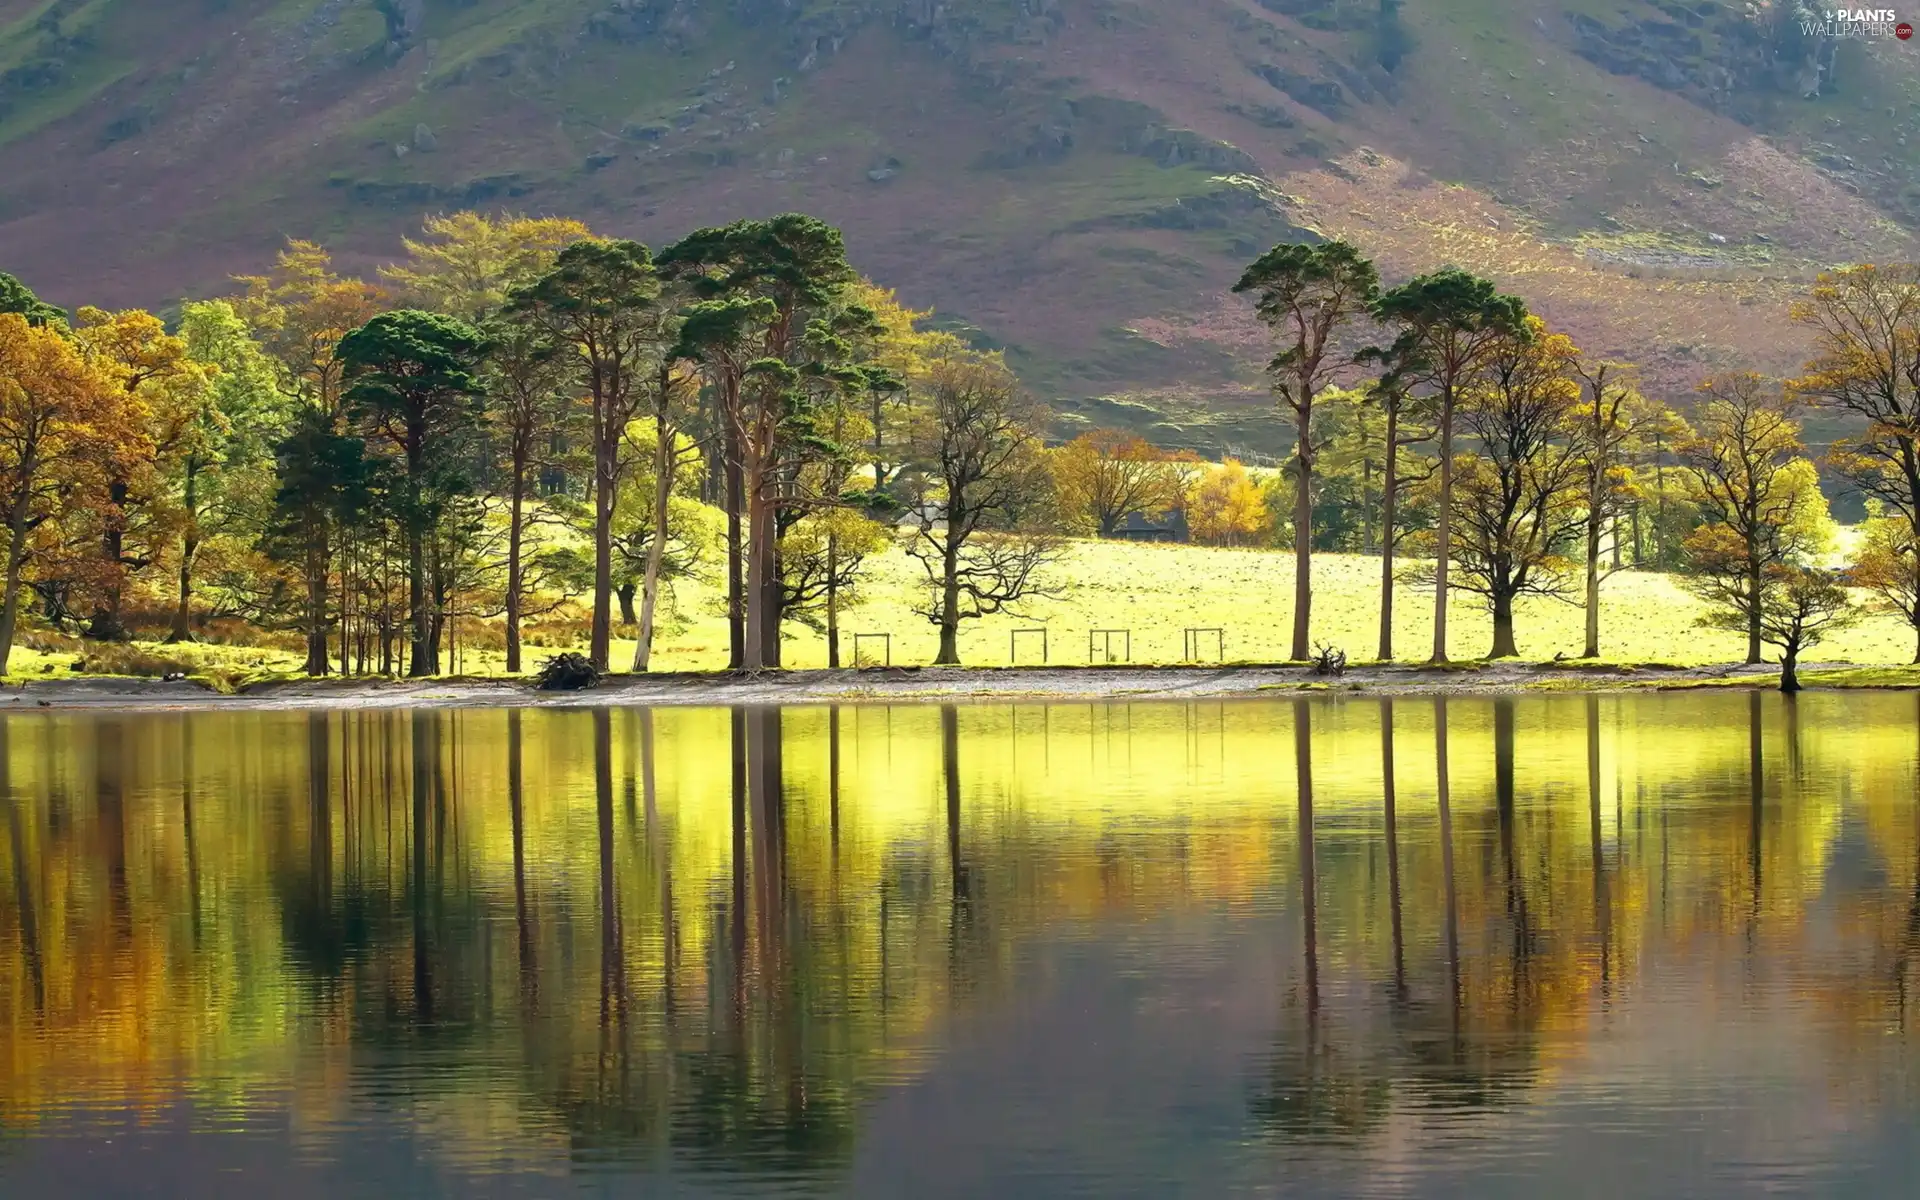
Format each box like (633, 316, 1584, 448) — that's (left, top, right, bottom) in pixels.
(1744, 565, 1857, 692)
(1681, 373, 1829, 664)
(1429, 318, 1585, 659)
(0, 316, 135, 671)
(72, 306, 205, 639)
(631, 369, 704, 672)
(1569, 357, 1658, 658)
(233, 241, 386, 417)
(169, 300, 285, 641)
(1850, 515, 1920, 662)
(1051, 429, 1184, 537)
(903, 354, 1063, 666)
(1189, 460, 1271, 547)
(381, 212, 593, 322)
(1791, 264, 1920, 649)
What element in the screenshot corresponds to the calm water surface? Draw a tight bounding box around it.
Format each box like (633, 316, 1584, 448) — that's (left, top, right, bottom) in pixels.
(2, 693, 1920, 1197)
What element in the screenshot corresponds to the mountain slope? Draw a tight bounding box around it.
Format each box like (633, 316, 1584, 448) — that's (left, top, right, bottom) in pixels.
(0, 0, 1914, 452)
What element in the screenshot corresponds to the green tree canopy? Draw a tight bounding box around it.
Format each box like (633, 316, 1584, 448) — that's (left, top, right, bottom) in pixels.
(0, 270, 67, 329)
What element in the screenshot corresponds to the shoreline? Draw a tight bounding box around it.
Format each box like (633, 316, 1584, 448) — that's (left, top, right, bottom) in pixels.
(0, 660, 1909, 711)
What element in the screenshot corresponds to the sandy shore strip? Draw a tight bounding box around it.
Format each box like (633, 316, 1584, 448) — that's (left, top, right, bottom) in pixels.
(0, 659, 1884, 711)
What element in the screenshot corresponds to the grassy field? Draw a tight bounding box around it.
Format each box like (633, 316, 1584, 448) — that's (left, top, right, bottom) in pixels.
(12, 538, 1920, 685)
(626, 540, 1920, 672)
(565, 540, 1920, 674)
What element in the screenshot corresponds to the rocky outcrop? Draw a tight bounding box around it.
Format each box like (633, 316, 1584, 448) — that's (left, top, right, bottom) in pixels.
(338, 172, 536, 209)
(1253, 64, 1344, 116)
(1068, 173, 1319, 236)
(1124, 126, 1260, 173)
(978, 95, 1262, 173)
(1566, 5, 1839, 121)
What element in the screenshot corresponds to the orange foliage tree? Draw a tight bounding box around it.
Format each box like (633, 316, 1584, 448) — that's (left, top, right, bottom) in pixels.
(72, 306, 209, 639)
(1051, 429, 1185, 537)
(0, 315, 139, 671)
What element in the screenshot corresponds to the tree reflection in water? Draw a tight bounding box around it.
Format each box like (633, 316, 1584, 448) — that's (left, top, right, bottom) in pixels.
(1, 695, 1919, 1188)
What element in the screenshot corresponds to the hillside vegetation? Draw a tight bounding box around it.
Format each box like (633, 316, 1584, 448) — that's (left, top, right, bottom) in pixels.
(0, 0, 1914, 446)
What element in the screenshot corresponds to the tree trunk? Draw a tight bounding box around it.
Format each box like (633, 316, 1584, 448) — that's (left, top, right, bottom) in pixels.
(826, 534, 841, 669)
(590, 446, 615, 673)
(1745, 544, 1763, 665)
(872, 391, 889, 496)
(1431, 395, 1455, 664)
(936, 535, 962, 666)
(1780, 649, 1801, 693)
(89, 477, 131, 641)
(1490, 591, 1519, 659)
(760, 537, 784, 669)
(1291, 404, 1313, 662)
(505, 460, 526, 674)
(743, 448, 774, 670)
(1582, 504, 1602, 658)
(407, 522, 432, 678)
(167, 541, 197, 644)
(305, 532, 330, 677)
(632, 432, 674, 673)
(338, 532, 353, 677)
(166, 464, 200, 643)
(616, 583, 637, 626)
(1610, 515, 1623, 569)
(725, 431, 745, 670)
(1378, 407, 1398, 662)
(0, 484, 34, 676)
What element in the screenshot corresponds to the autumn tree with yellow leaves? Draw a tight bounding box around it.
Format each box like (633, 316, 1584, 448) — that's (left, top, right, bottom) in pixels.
(1051, 429, 1187, 537)
(1188, 460, 1271, 547)
(1792, 264, 1920, 656)
(0, 315, 138, 672)
(1681, 373, 1834, 666)
(1849, 516, 1920, 662)
(1424, 318, 1586, 659)
(71, 305, 210, 640)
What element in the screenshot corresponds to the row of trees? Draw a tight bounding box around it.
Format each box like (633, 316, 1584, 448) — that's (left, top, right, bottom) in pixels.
(5, 220, 1915, 682)
(0, 213, 1066, 676)
(1039, 245, 1918, 683)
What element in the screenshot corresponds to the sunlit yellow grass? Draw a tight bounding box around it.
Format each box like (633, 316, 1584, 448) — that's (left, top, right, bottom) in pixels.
(12, 539, 1918, 682)
(613, 540, 1920, 672)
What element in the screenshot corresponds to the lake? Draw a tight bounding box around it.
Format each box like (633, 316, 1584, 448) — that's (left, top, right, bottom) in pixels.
(2, 693, 1919, 1197)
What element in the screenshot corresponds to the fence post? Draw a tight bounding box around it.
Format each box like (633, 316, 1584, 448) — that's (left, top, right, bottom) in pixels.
(1011, 628, 1049, 665)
